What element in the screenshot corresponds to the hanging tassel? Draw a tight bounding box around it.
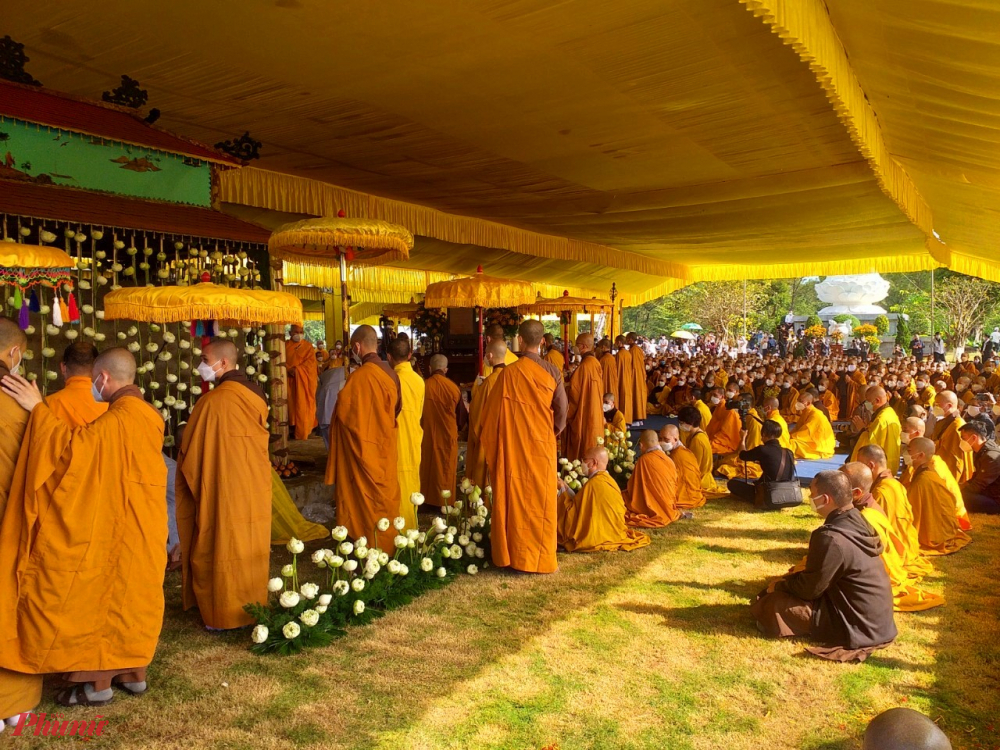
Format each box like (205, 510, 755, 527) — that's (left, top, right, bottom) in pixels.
(195, 321, 204, 337)
(59, 297, 70, 326)
(18, 300, 29, 330)
(67, 292, 80, 323)
(12, 288, 22, 311)
(52, 295, 63, 326)
(190, 321, 198, 339)
(28, 289, 40, 313)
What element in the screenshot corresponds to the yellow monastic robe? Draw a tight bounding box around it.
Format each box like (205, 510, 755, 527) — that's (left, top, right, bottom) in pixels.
(630, 346, 648, 421)
(600, 352, 619, 405)
(871, 474, 934, 580)
(850, 404, 902, 471)
(616, 349, 634, 425)
(917, 385, 937, 409)
(934, 415, 975, 485)
(745, 408, 764, 451)
(395, 361, 425, 528)
(779, 386, 800, 420)
(789, 405, 836, 459)
(544, 346, 566, 371)
(565, 354, 605, 461)
(481, 356, 561, 573)
(900, 455, 971, 531)
(821, 389, 840, 421)
(707, 403, 741, 454)
(45, 375, 108, 427)
(609, 410, 628, 436)
(687, 430, 718, 492)
(907, 465, 972, 555)
(482, 348, 518, 379)
(271, 469, 329, 544)
(325, 359, 399, 550)
(285, 338, 319, 440)
(859, 507, 944, 612)
(623, 449, 681, 528)
(0, 390, 167, 680)
(765, 411, 793, 450)
(558, 471, 650, 552)
(420, 372, 460, 506)
(671, 444, 707, 509)
(177, 378, 271, 630)
(466, 366, 502, 490)
(0, 368, 41, 718)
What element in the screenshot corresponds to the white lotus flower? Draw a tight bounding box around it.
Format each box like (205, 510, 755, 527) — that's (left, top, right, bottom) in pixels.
(287, 538, 305, 555)
(441, 547, 452, 559)
(279, 591, 300, 608)
(281, 564, 294, 577)
(410, 492, 425, 506)
(318, 594, 332, 606)
(153, 400, 163, 409)
(387, 560, 401, 574)
(267, 577, 284, 592)
(326, 554, 344, 568)
(94, 333, 106, 342)
(145, 342, 159, 353)
(192, 347, 201, 356)
(64, 330, 78, 340)
(176, 382, 187, 391)
(393, 516, 406, 531)
(245, 365, 256, 375)
(394, 535, 408, 549)
(311, 549, 327, 565)
(432, 517, 447, 533)
(476, 548, 485, 559)
(364, 561, 381, 579)
(179, 340, 191, 350)
(343, 560, 358, 573)
(374, 517, 391, 532)
(458, 534, 470, 547)
(353, 600, 365, 615)
(245, 345, 256, 355)
(163, 395, 176, 406)
(257, 374, 268, 383)
(45, 325, 59, 336)
(172, 400, 187, 411)
(299, 609, 320, 627)
(332, 526, 348, 542)
(355, 546, 368, 560)
(148, 381, 160, 390)
(41, 347, 55, 358)
(45, 370, 58, 381)
(300, 582, 319, 600)
(450, 545, 463, 559)
(355, 536, 367, 548)
(252, 625, 269, 644)
(338, 541, 354, 556)
(282, 621, 301, 639)
(436, 567, 447, 578)
(351, 578, 364, 592)
(333, 581, 350, 597)
(190, 385, 202, 396)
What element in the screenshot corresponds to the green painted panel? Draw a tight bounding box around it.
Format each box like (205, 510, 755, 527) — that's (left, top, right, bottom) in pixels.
(0, 117, 212, 206)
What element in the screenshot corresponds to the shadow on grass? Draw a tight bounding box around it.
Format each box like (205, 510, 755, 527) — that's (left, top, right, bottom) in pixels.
(695, 543, 804, 565)
(651, 577, 758, 601)
(615, 601, 757, 637)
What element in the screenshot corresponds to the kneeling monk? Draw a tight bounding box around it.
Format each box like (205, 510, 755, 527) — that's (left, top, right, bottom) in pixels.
(558, 446, 650, 552)
(0, 348, 168, 706)
(905, 438, 972, 555)
(177, 339, 271, 630)
(660, 424, 706, 510)
(623, 430, 682, 528)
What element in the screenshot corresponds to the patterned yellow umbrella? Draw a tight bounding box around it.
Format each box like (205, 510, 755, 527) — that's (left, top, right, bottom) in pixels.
(521, 290, 614, 372)
(0, 243, 75, 290)
(383, 301, 422, 320)
(424, 267, 536, 375)
(104, 281, 303, 326)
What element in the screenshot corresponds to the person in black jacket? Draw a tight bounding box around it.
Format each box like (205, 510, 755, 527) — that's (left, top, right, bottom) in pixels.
(751, 470, 897, 662)
(959, 420, 1000, 514)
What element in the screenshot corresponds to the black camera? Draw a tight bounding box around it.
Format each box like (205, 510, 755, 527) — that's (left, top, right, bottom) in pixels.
(725, 393, 756, 427)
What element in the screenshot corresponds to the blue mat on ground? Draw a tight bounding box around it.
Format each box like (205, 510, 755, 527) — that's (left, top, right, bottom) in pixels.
(628, 415, 672, 435)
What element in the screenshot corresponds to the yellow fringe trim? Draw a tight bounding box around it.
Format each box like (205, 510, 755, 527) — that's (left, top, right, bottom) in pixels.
(688, 252, 940, 283)
(740, 0, 934, 237)
(269, 217, 414, 267)
(221, 167, 690, 280)
(424, 275, 537, 309)
(104, 285, 303, 326)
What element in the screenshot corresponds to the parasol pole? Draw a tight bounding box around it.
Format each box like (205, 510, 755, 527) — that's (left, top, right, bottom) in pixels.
(477, 305, 484, 377)
(340, 250, 350, 376)
(609, 283, 618, 342)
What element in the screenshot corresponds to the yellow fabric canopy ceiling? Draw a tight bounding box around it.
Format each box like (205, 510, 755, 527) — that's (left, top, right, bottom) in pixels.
(5, 0, 999, 296)
(104, 283, 303, 326)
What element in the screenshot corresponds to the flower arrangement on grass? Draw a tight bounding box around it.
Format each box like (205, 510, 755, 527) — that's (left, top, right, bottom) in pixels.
(558, 428, 635, 491)
(853, 324, 879, 337)
(412, 303, 448, 339)
(802, 324, 827, 339)
(245, 481, 492, 655)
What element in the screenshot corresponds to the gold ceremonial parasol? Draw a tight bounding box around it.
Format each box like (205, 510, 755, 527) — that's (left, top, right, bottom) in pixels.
(383, 300, 422, 320)
(104, 281, 304, 325)
(424, 266, 535, 375)
(521, 290, 613, 372)
(0, 243, 75, 291)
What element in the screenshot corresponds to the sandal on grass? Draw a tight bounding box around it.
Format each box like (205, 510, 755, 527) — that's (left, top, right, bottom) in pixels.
(55, 685, 114, 707)
(113, 680, 148, 696)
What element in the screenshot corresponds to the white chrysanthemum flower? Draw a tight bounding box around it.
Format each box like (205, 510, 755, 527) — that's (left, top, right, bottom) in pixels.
(393, 516, 406, 531)
(281, 564, 294, 577)
(387, 560, 401, 575)
(300, 609, 319, 627)
(420, 557, 434, 572)
(436, 567, 447, 578)
(252, 625, 269, 644)
(287, 538, 305, 555)
(267, 577, 284, 593)
(300, 582, 319, 600)
(343, 559, 358, 573)
(338, 541, 353, 556)
(64, 330, 78, 340)
(158, 351, 173, 362)
(333, 580, 350, 597)
(331, 526, 348, 542)
(441, 546, 452, 559)
(279, 591, 300, 608)
(410, 492, 425, 506)
(282, 621, 300, 639)
(458, 534, 470, 547)
(353, 600, 365, 615)
(351, 578, 364, 592)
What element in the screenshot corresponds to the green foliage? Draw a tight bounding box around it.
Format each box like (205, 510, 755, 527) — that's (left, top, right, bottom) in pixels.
(832, 314, 861, 328)
(303, 320, 326, 343)
(873, 314, 890, 334)
(805, 314, 822, 329)
(895, 314, 910, 346)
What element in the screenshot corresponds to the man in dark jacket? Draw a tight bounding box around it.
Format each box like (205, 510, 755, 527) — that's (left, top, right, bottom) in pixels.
(959, 420, 1000, 514)
(751, 470, 897, 662)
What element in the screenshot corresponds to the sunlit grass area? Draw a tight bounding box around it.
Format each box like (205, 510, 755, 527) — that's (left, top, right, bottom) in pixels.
(15, 499, 1000, 749)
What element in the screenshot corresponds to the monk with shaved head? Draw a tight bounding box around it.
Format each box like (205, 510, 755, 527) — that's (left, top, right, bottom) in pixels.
(557, 445, 649, 553)
(481, 319, 568, 573)
(622, 430, 682, 527)
(1, 346, 167, 706)
(45, 341, 107, 427)
(467, 337, 508, 489)
(660, 424, 705, 509)
(614, 334, 634, 425)
(326, 324, 403, 547)
(481, 324, 517, 378)
(285, 323, 318, 440)
(564, 332, 604, 461)
(176, 338, 271, 631)
(850, 384, 902, 473)
(0, 318, 41, 721)
(932, 390, 974, 486)
(905, 437, 972, 555)
(420, 354, 463, 505)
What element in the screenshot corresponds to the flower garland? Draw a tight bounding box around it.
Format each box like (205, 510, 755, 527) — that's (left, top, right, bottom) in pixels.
(246, 480, 492, 655)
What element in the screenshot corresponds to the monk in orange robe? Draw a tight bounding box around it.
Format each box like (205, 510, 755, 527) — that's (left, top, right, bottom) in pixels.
(45, 341, 107, 427)
(543, 333, 566, 372)
(0, 320, 41, 721)
(481, 325, 518, 379)
(420, 354, 462, 505)
(0, 348, 167, 707)
(325, 325, 401, 551)
(614, 336, 634, 425)
(557, 446, 649, 552)
(932, 391, 974, 485)
(466, 339, 507, 490)
(660, 424, 706, 509)
(599, 340, 619, 410)
(706, 388, 741, 455)
(905, 438, 972, 555)
(627, 333, 647, 421)
(565, 333, 604, 461)
(481, 320, 567, 573)
(623, 430, 682, 527)
(285, 324, 318, 440)
(176, 339, 271, 631)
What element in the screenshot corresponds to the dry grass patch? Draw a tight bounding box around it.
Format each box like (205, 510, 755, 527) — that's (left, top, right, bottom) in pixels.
(11, 500, 1000, 750)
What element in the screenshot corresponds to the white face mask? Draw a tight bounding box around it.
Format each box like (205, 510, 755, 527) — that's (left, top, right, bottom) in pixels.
(901, 432, 911, 445)
(916, 381, 926, 389)
(967, 405, 981, 418)
(810, 493, 829, 514)
(710, 396, 720, 405)
(679, 423, 692, 433)
(291, 333, 303, 343)
(603, 403, 615, 413)
(197, 360, 222, 383)
(765, 379, 773, 386)
(662, 441, 675, 452)
(848, 365, 857, 372)
(8, 347, 21, 377)
(902, 452, 915, 467)
(794, 401, 806, 412)
(932, 406, 945, 418)
(91, 373, 107, 403)
(818, 385, 826, 392)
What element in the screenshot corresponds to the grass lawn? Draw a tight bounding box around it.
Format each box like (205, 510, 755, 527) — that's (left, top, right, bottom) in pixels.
(14, 498, 1000, 749)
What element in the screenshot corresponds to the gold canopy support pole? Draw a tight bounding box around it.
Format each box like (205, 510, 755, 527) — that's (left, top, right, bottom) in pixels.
(340, 252, 350, 376)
